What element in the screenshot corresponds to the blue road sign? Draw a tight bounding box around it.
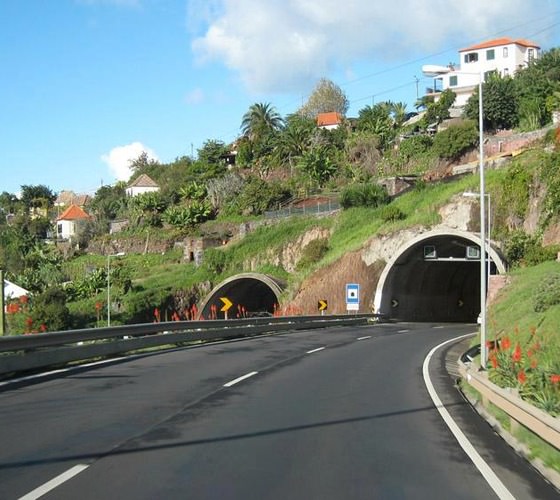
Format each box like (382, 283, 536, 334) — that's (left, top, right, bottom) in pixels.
(346, 283, 360, 304)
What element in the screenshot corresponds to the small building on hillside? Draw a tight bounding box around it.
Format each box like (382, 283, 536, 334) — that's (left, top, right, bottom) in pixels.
(4, 279, 30, 300)
(56, 204, 91, 240)
(55, 191, 90, 210)
(317, 112, 343, 130)
(126, 174, 160, 197)
(423, 37, 540, 106)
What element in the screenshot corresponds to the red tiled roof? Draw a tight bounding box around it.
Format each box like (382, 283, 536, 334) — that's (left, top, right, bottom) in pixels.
(460, 37, 540, 52)
(57, 204, 91, 221)
(317, 112, 343, 127)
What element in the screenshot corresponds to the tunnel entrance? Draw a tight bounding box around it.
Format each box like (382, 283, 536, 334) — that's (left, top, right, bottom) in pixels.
(199, 273, 285, 319)
(374, 231, 505, 322)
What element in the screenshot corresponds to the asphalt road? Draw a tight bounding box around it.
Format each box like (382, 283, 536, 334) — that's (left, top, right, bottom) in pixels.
(0, 323, 557, 499)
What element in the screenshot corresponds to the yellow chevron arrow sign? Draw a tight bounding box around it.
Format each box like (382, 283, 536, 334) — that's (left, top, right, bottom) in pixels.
(318, 299, 328, 311)
(220, 297, 233, 312)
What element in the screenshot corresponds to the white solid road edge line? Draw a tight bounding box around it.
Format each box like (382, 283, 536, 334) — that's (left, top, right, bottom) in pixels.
(422, 334, 515, 500)
(306, 346, 326, 354)
(223, 371, 259, 388)
(357, 336, 371, 341)
(0, 357, 126, 389)
(18, 464, 89, 500)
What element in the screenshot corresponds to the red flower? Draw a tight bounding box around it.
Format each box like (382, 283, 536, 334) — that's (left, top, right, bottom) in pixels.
(40, 324, 47, 332)
(19, 295, 29, 304)
(517, 370, 527, 384)
(490, 355, 499, 369)
(512, 343, 522, 363)
(501, 336, 511, 350)
(25, 317, 33, 327)
(550, 374, 560, 385)
(95, 301, 103, 311)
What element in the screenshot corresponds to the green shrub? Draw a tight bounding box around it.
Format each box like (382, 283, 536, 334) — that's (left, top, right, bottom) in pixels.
(340, 183, 390, 209)
(504, 230, 560, 267)
(398, 135, 433, 160)
(201, 248, 230, 275)
(379, 205, 406, 222)
(533, 274, 560, 312)
(432, 120, 478, 161)
(297, 238, 329, 270)
(31, 287, 71, 332)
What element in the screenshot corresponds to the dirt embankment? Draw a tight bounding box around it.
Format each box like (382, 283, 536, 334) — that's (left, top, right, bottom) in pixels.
(287, 252, 385, 315)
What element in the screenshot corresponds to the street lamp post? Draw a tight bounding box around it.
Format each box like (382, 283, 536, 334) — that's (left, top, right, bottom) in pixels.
(423, 66, 487, 368)
(476, 71, 488, 369)
(107, 252, 125, 327)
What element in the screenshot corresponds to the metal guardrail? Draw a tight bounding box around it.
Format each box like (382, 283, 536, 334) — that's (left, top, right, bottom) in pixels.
(458, 359, 560, 451)
(0, 314, 377, 376)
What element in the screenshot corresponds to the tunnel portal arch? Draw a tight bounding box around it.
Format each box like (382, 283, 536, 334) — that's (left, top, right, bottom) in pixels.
(199, 273, 285, 319)
(373, 230, 506, 322)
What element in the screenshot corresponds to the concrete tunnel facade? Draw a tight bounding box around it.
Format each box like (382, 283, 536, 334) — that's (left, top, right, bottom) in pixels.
(198, 230, 506, 322)
(374, 230, 506, 322)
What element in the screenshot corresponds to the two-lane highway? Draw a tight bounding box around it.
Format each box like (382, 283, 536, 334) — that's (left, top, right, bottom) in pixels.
(0, 323, 557, 499)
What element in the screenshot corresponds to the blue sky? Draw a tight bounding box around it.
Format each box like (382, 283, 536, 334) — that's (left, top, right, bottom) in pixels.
(1, 0, 559, 196)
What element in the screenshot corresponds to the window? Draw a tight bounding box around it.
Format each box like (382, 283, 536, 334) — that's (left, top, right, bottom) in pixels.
(486, 49, 495, 60)
(464, 52, 478, 63)
(503, 68, 509, 76)
(528, 48, 535, 61)
(503, 47, 508, 58)
(449, 75, 458, 87)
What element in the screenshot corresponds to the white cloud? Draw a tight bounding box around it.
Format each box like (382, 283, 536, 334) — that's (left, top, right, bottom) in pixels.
(101, 142, 159, 182)
(190, 0, 556, 93)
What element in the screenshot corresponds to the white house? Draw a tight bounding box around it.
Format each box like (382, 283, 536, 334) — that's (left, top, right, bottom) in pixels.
(317, 112, 343, 130)
(423, 37, 540, 106)
(126, 174, 160, 197)
(56, 204, 91, 240)
(4, 279, 29, 300)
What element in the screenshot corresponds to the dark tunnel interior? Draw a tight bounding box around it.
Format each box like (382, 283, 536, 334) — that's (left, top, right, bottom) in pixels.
(379, 235, 496, 322)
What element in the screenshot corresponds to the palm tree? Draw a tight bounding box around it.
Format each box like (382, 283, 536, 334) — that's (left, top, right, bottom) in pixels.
(273, 114, 314, 171)
(240, 102, 284, 141)
(390, 102, 408, 128)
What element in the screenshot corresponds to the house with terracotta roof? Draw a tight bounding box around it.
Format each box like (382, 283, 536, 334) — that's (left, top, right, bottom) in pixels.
(55, 190, 90, 209)
(422, 37, 540, 106)
(317, 112, 343, 130)
(56, 204, 91, 240)
(125, 174, 160, 197)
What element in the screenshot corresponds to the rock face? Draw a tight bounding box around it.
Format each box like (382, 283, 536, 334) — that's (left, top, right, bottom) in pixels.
(247, 227, 333, 273)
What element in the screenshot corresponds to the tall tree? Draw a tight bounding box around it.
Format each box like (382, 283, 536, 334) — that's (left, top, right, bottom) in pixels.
(273, 114, 315, 170)
(298, 78, 349, 119)
(19, 185, 56, 212)
(356, 103, 395, 150)
(464, 75, 518, 131)
(240, 102, 284, 141)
